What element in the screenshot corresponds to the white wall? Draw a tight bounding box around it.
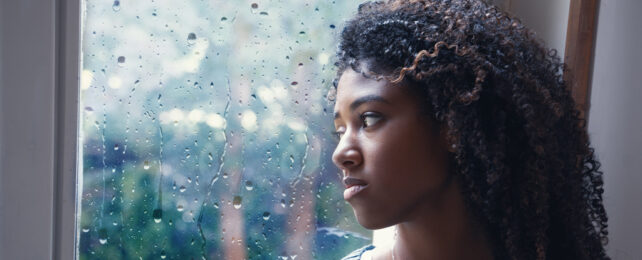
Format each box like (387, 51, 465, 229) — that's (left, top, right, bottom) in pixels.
(589, 1, 642, 259)
(0, 0, 57, 259)
(507, 0, 571, 58)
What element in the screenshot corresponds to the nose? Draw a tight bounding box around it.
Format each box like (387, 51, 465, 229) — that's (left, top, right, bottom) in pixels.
(332, 134, 363, 170)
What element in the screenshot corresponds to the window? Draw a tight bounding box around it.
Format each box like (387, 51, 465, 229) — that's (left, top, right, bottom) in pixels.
(77, 1, 369, 259)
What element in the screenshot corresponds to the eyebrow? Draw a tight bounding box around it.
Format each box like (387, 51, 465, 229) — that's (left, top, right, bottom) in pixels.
(334, 95, 390, 119)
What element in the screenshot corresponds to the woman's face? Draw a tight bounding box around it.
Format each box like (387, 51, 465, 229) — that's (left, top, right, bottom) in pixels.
(332, 68, 452, 229)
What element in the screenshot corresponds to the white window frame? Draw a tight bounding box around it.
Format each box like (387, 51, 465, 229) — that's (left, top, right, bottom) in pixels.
(0, 0, 80, 259)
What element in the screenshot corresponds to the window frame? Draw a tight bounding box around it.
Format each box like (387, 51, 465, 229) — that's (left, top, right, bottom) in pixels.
(54, 0, 82, 259)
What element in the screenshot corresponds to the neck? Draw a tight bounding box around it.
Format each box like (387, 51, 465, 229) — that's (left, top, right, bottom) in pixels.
(392, 179, 493, 260)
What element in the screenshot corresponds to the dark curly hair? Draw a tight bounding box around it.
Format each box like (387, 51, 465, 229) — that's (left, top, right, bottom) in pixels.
(334, 0, 609, 259)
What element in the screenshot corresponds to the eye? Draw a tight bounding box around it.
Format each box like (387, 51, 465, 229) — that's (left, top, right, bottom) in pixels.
(332, 130, 345, 140)
(361, 112, 382, 128)
(332, 126, 346, 140)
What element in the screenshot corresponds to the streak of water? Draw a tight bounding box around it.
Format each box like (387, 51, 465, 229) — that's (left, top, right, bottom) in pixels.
(290, 126, 309, 188)
(100, 86, 107, 230)
(197, 77, 231, 257)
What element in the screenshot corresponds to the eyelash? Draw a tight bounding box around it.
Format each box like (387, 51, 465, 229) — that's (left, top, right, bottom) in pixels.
(333, 112, 382, 140)
(360, 112, 382, 128)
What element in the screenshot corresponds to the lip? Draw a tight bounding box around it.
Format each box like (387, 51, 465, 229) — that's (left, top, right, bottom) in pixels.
(343, 176, 368, 200)
(343, 176, 368, 188)
(343, 184, 368, 200)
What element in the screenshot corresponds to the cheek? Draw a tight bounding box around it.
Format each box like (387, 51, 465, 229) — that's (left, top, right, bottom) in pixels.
(365, 120, 447, 190)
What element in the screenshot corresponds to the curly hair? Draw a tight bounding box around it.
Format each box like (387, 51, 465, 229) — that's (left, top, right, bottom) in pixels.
(334, 0, 609, 259)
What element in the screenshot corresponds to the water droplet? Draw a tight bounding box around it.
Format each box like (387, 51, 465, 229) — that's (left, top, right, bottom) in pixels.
(117, 56, 125, 66)
(177, 204, 184, 212)
(208, 153, 214, 161)
(187, 177, 192, 183)
(232, 196, 242, 209)
(251, 3, 258, 9)
(291, 81, 298, 86)
(179, 185, 186, 192)
(113, 144, 119, 151)
(245, 180, 254, 191)
(112, 0, 120, 11)
(262, 212, 271, 220)
(153, 208, 162, 223)
(143, 161, 150, 170)
(160, 250, 167, 259)
(98, 228, 108, 244)
(81, 226, 90, 233)
(187, 33, 196, 45)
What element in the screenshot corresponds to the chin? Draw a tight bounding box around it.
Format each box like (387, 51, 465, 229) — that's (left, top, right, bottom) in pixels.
(353, 208, 395, 230)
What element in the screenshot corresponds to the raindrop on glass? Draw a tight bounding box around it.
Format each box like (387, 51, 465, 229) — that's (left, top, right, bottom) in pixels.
(187, 33, 197, 45)
(112, 0, 120, 12)
(143, 161, 150, 170)
(153, 208, 162, 223)
(291, 81, 298, 86)
(98, 228, 108, 244)
(113, 144, 119, 151)
(117, 56, 125, 66)
(81, 226, 90, 233)
(245, 180, 254, 191)
(160, 250, 167, 259)
(262, 211, 271, 221)
(232, 196, 242, 209)
(179, 185, 186, 192)
(251, 3, 258, 9)
(177, 204, 184, 212)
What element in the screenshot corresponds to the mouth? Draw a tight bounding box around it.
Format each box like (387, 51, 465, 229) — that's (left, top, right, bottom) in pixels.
(343, 176, 368, 200)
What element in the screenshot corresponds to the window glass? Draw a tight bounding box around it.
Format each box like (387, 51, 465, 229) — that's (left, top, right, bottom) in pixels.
(78, 1, 369, 259)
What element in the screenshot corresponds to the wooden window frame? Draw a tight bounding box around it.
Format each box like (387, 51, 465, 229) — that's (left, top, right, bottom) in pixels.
(564, 0, 600, 123)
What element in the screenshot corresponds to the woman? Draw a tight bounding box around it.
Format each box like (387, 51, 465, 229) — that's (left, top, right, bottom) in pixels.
(331, 0, 609, 259)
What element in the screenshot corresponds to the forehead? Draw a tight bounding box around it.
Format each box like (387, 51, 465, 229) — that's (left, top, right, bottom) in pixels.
(334, 69, 400, 110)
